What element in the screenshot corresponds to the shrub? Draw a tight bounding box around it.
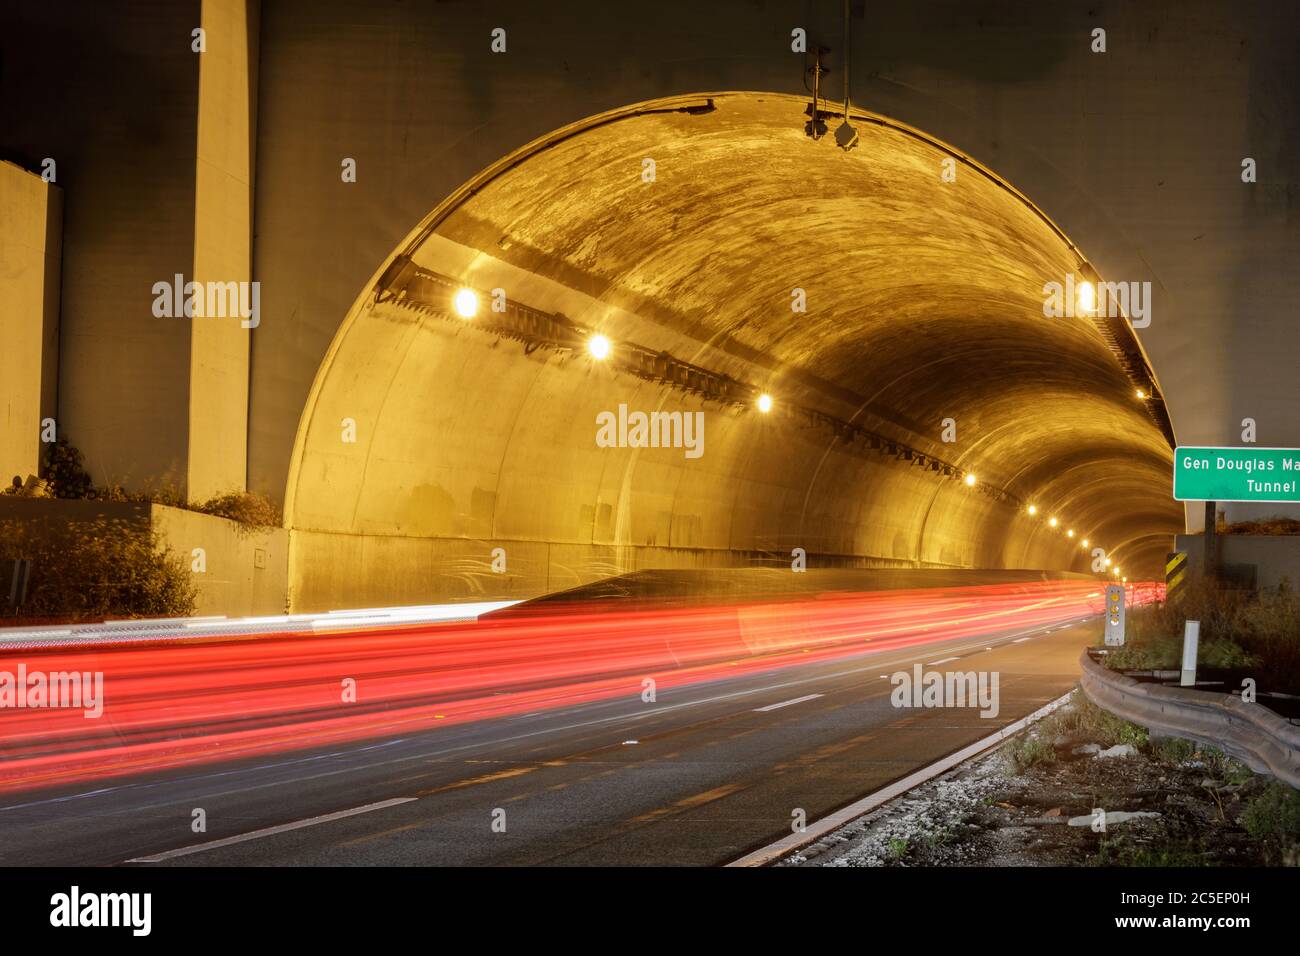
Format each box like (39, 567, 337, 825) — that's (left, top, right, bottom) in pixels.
(43, 438, 94, 499)
(1106, 575, 1300, 694)
(1242, 782, 1300, 864)
(191, 490, 282, 536)
(1106, 629, 1257, 672)
(1231, 582, 1300, 693)
(96, 481, 187, 508)
(1041, 691, 1149, 749)
(0, 516, 195, 622)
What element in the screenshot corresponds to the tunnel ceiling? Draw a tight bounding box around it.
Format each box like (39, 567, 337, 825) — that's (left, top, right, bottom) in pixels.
(289, 92, 1182, 592)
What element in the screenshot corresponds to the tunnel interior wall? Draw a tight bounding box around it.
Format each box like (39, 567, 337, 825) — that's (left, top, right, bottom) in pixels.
(283, 92, 1180, 610)
(286, 311, 1087, 610)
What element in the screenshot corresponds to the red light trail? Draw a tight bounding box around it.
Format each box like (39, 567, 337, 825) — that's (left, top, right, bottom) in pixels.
(0, 581, 1159, 794)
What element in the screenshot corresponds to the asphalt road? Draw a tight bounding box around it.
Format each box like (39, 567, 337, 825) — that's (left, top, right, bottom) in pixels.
(0, 610, 1102, 867)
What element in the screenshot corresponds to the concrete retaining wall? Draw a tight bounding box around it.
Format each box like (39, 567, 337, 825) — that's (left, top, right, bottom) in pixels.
(1175, 533, 1300, 591)
(0, 497, 287, 618)
(153, 504, 287, 617)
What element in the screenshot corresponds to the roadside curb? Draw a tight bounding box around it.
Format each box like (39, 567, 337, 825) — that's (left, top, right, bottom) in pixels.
(726, 690, 1075, 867)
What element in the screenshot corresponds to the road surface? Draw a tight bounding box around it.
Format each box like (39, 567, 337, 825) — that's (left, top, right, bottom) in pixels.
(0, 606, 1104, 866)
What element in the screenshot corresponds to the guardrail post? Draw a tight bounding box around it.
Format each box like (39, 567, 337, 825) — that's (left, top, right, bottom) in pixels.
(1180, 619, 1200, 687)
(4, 557, 32, 610)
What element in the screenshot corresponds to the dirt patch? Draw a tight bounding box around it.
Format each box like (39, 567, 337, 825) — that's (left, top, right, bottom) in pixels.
(785, 692, 1294, 867)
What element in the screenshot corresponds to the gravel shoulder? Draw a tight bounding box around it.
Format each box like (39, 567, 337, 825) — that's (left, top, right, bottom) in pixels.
(785, 690, 1296, 867)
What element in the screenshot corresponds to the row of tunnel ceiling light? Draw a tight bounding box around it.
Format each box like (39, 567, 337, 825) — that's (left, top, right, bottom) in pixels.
(451, 283, 777, 414)
(1024, 503, 1126, 581)
(382, 262, 1127, 579)
(1078, 282, 1158, 408)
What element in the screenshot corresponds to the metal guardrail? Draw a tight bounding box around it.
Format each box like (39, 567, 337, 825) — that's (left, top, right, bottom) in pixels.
(1079, 649, 1300, 788)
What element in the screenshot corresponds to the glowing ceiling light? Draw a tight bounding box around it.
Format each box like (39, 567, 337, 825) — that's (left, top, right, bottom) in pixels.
(453, 288, 478, 318)
(587, 334, 612, 360)
(964, 474, 977, 487)
(1027, 504, 1037, 516)
(1082, 538, 1089, 548)
(1105, 558, 1112, 567)
(1077, 279, 1095, 315)
(1048, 517, 1058, 528)
(1135, 388, 1146, 400)
(756, 393, 773, 414)
(1067, 529, 1075, 538)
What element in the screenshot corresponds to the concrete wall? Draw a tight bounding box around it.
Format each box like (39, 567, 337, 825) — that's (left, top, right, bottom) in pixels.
(1175, 533, 1300, 592)
(0, 0, 257, 503)
(153, 503, 286, 616)
(0, 161, 61, 484)
(0, 1, 202, 492)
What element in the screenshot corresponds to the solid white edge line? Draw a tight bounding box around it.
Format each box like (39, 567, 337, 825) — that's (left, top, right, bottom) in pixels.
(127, 797, 417, 863)
(927, 656, 960, 665)
(725, 689, 1076, 867)
(753, 693, 824, 713)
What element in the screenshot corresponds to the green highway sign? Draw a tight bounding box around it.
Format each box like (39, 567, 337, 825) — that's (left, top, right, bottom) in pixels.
(1173, 446, 1300, 503)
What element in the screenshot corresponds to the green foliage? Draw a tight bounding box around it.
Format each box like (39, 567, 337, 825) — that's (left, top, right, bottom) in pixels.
(1149, 736, 1198, 764)
(1041, 691, 1149, 749)
(1106, 630, 1257, 671)
(1242, 782, 1300, 864)
(922, 826, 957, 849)
(0, 517, 195, 621)
(886, 837, 910, 861)
(1198, 747, 1254, 785)
(1009, 736, 1056, 772)
(1092, 836, 1213, 867)
(1107, 575, 1300, 694)
(1231, 582, 1300, 694)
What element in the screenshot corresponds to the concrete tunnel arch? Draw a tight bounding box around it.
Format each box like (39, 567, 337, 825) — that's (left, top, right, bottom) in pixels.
(282, 92, 1182, 612)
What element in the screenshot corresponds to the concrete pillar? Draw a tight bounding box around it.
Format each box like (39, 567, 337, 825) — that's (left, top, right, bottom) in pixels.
(1, 1, 257, 505)
(0, 161, 62, 485)
(187, 0, 258, 502)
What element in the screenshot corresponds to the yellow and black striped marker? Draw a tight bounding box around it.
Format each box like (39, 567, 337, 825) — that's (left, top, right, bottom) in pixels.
(1165, 551, 1187, 600)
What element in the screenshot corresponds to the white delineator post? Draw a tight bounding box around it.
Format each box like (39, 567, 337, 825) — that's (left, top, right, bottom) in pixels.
(1181, 620, 1200, 687)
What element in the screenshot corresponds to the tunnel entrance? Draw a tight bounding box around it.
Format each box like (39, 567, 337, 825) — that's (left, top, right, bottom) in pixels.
(283, 92, 1180, 612)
